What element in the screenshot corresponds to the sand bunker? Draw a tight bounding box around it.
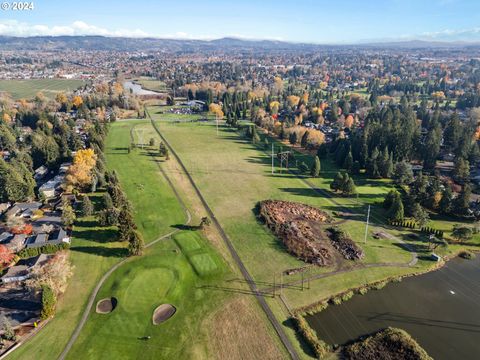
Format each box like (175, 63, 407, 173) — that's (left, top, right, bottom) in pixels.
(96, 297, 117, 314)
(152, 304, 176, 325)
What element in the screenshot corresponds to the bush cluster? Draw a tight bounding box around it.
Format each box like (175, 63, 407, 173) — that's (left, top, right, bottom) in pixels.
(40, 284, 57, 320)
(17, 242, 70, 258)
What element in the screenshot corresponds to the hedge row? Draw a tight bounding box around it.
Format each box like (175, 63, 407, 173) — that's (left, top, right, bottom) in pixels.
(420, 227, 444, 238)
(17, 242, 70, 259)
(292, 316, 330, 359)
(40, 284, 56, 320)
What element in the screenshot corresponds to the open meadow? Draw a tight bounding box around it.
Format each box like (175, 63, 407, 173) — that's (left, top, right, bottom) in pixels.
(0, 79, 85, 99)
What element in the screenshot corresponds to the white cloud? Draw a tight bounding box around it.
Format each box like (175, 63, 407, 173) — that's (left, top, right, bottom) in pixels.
(0, 20, 284, 42)
(0, 20, 150, 37)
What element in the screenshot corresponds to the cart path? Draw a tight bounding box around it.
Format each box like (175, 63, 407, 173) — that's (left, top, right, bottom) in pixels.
(56, 123, 192, 360)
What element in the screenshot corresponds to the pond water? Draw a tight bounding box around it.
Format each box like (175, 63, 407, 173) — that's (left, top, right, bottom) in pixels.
(123, 81, 161, 96)
(305, 256, 480, 359)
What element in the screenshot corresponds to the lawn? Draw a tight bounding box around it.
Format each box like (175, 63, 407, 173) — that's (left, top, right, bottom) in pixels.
(0, 79, 85, 99)
(7, 193, 125, 360)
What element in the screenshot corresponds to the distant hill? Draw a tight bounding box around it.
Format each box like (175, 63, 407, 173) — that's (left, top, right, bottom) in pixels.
(0, 35, 479, 52)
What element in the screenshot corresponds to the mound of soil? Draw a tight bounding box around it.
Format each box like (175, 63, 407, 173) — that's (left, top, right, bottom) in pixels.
(96, 297, 117, 314)
(152, 304, 176, 325)
(327, 227, 364, 260)
(259, 200, 335, 266)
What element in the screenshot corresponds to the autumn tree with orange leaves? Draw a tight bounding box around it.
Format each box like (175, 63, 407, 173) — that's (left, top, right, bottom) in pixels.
(0, 245, 14, 268)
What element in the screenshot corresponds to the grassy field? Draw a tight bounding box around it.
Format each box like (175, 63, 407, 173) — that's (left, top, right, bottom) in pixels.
(64, 120, 286, 360)
(7, 193, 125, 360)
(148, 106, 480, 307)
(133, 77, 169, 93)
(0, 79, 85, 99)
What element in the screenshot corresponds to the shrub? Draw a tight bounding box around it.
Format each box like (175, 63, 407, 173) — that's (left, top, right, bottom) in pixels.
(40, 284, 57, 320)
(341, 290, 354, 302)
(331, 296, 343, 305)
(372, 281, 387, 290)
(358, 287, 368, 295)
(17, 242, 70, 258)
(1, 317, 16, 342)
(343, 327, 432, 360)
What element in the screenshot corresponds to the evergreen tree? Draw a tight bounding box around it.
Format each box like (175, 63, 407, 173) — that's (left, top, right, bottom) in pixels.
(343, 150, 353, 172)
(454, 184, 472, 216)
(127, 229, 144, 256)
(343, 177, 357, 196)
(61, 199, 76, 227)
(300, 130, 309, 148)
(81, 195, 94, 217)
(310, 156, 321, 177)
(393, 161, 414, 185)
(387, 194, 404, 222)
(439, 186, 453, 214)
(102, 192, 114, 209)
(289, 132, 297, 145)
(411, 202, 429, 227)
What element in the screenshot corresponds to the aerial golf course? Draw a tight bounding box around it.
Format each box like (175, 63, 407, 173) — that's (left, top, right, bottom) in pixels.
(8, 109, 480, 360)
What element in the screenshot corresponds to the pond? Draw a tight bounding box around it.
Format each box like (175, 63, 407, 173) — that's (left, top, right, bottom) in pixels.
(123, 81, 161, 96)
(305, 256, 480, 359)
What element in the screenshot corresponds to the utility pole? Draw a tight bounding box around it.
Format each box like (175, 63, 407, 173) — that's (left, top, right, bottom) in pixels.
(271, 143, 274, 175)
(364, 205, 371, 245)
(280, 272, 283, 297)
(273, 274, 276, 298)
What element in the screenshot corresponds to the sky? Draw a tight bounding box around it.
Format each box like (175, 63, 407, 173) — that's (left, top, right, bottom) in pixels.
(1, 0, 480, 43)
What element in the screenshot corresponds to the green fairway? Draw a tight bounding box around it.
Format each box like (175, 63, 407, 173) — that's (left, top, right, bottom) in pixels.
(7, 194, 125, 360)
(106, 121, 185, 243)
(0, 79, 85, 99)
(68, 236, 229, 360)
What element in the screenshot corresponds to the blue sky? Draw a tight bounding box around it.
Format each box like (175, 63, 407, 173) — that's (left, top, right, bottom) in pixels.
(1, 0, 480, 43)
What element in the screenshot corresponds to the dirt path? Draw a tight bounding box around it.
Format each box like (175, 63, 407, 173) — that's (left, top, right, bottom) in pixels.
(55, 124, 192, 360)
(148, 112, 300, 360)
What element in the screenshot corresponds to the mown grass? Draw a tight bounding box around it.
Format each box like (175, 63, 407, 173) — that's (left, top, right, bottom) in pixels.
(0, 79, 85, 99)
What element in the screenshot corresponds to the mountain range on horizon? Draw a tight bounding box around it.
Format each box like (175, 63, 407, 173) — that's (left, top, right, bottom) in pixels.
(1, 35, 480, 52)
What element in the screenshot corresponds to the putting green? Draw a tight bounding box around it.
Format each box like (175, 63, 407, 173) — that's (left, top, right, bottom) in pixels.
(122, 267, 176, 313)
(175, 232, 202, 252)
(189, 253, 218, 276)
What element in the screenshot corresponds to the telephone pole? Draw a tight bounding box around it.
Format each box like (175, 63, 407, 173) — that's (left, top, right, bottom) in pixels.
(271, 143, 274, 175)
(364, 205, 371, 244)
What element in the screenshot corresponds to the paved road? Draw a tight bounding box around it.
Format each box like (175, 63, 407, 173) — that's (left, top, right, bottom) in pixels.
(56, 124, 192, 360)
(148, 110, 300, 360)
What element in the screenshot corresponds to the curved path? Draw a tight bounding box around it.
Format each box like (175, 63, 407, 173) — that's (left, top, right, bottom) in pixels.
(57, 122, 192, 360)
(148, 110, 300, 360)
